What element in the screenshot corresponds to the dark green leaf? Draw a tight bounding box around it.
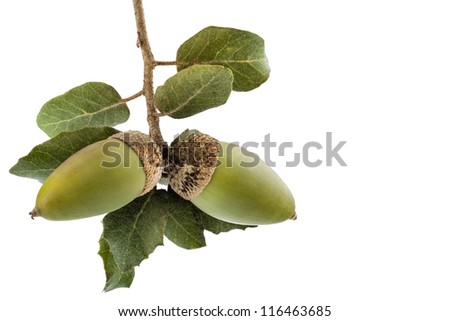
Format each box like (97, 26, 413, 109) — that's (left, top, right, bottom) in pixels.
(99, 189, 257, 291)
(9, 127, 118, 182)
(98, 235, 135, 292)
(155, 65, 233, 119)
(162, 190, 206, 249)
(37, 82, 129, 137)
(101, 192, 167, 273)
(196, 211, 256, 234)
(177, 26, 270, 92)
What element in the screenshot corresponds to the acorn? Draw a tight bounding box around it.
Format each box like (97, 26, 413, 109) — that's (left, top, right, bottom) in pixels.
(168, 130, 296, 225)
(31, 131, 162, 220)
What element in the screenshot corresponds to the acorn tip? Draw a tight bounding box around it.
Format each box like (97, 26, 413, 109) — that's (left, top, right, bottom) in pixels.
(29, 208, 39, 220)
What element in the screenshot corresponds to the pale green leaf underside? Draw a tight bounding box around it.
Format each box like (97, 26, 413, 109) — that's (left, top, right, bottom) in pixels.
(155, 65, 233, 119)
(37, 82, 129, 137)
(9, 127, 118, 182)
(177, 26, 270, 92)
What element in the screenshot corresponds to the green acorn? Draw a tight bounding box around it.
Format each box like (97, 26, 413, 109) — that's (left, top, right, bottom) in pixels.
(168, 130, 296, 225)
(31, 131, 162, 220)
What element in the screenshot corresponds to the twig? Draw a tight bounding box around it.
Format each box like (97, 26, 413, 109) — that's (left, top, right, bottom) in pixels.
(121, 90, 143, 103)
(155, 61, 179, 66)
(132, 0, 164, 145)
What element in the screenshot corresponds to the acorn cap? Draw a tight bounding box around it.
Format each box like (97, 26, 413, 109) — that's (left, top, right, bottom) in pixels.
(167, 130, 220, 200)
(109, 131, 163, 196)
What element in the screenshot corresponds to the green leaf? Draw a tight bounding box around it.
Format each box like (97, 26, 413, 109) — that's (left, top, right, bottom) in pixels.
(99, 189, 256, 291)
(162, 190, 206, 249)
(37, 82, 129, 137)
(9, 127, 118, 182)
(177, 26, 270, 92)
(98, 235, 135, 292)
(101, 192, 167, 273)
(155, 65, 233, 119)
(196, 211, 256, 234)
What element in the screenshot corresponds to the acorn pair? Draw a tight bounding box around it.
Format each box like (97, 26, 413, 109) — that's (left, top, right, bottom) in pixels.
(32, 130, 296, 225)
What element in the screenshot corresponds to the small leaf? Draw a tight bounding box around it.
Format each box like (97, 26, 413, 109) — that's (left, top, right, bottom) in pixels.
(98, 235, 135, 292)
(101, 192, 167, 273)
(155, 65, 233, 119)
(162, 190, 206, 249)
(9, 127, 118, 182)
(196, 211, 256, 234)
(37, 82, 129, 137)
(177, 26, 270, 92)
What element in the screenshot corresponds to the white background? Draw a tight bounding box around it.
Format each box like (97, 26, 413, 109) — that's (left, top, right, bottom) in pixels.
(1, 1, 449, 320)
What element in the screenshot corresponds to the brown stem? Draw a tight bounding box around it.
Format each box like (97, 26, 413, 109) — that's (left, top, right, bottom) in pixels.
(121, 90, 143, 103)
(132, 0, 164, 145)
(155, 61, 179, 66)
(103, 90, 143, 111)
